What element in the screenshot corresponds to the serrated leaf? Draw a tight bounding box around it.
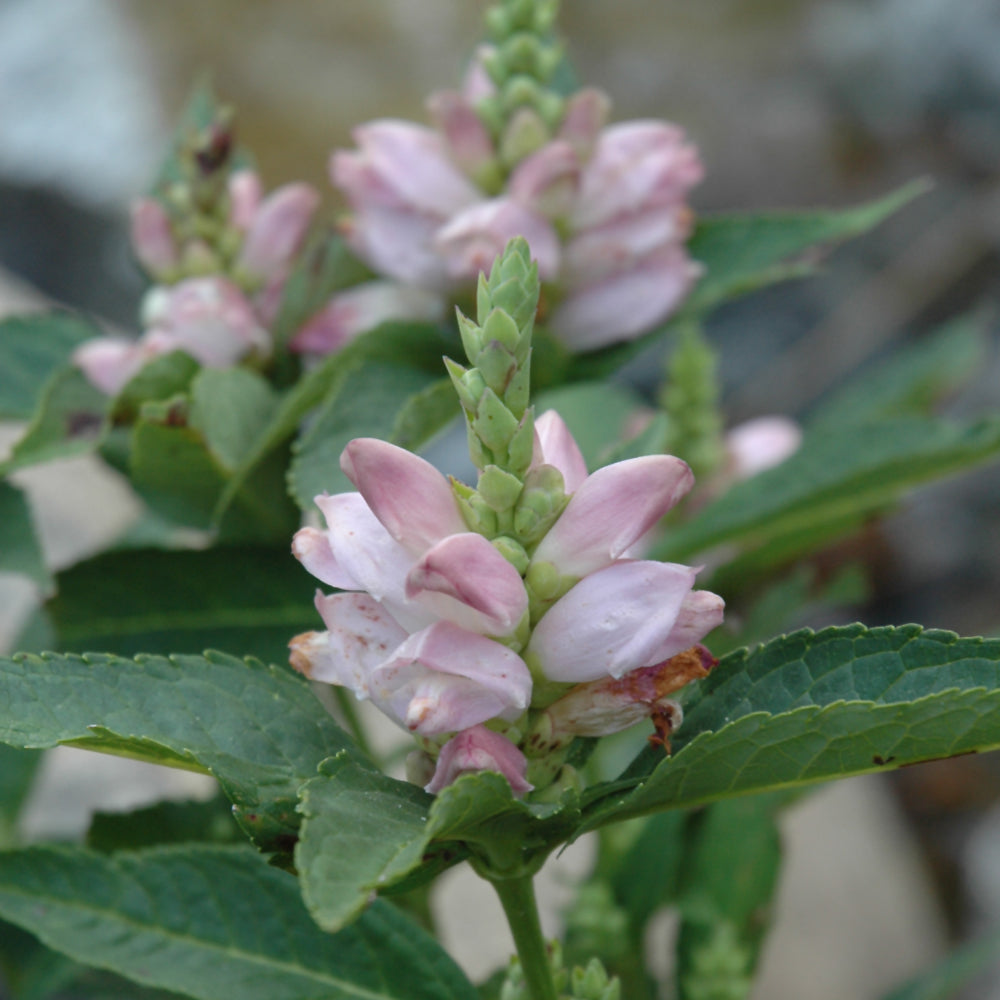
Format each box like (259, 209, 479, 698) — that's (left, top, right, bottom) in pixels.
(297, 766, 578, 933)
(0, 312, 101, 420)
(0, 366, 109, 474)
(0, 482, 51, 594)
(656, 416, 1000, 563)
(579, 625, 1000, 831)
(47, 546, 317, 666)
(808, 312, 989, 432)
(296, 756, 436, 931)
(0, 845, 477, 1000)
(570, 182, 926, 380)
(0, 650, 361, 851)
(290, 360, 442, 509)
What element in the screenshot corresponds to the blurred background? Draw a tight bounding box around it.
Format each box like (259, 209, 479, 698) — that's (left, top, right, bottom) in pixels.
(1, 0, 999, 997)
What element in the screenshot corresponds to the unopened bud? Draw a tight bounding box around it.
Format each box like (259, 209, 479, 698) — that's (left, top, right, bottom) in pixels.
(492, 535, 530, 575)
(500, 104, 551, 166)
(477, 465, 524, 513)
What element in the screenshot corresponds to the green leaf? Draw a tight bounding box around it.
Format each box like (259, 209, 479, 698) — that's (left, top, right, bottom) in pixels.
(879, 927, 1000, 1000)
(129, 415, 297, 543)
(0, 482, 51, 594)
(47, 545, 317, 666)
(211, 320, 454, 526)
(111, 351, 201, 421)
(0, 367, 109, 474)
(808, 312, 988, 432)
(656, 416, 1000, 564)
(296, 756, 436, 932)
(0, 745, 42, 848)
(290, 360, 442, 509)
(0, 650, 360, 851)
(675, 796, 783, 1000)
(685, 180, 929, 314)
(0, 311, 100, 420)
(0, 845, 478, 1000)
(87, 796, 242, 852)
(297, 765, 579, 933)
(580, 625, 1000, 831)
(570, 181, 927, 380)
(391, 378, 461, 452)
(188, 367, 279, 471)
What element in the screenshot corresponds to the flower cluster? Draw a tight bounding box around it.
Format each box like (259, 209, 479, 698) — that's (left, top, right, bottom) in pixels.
(290, 239, 722, 796)
(75, 117, 319, 395)
(323, 0, 703, 353)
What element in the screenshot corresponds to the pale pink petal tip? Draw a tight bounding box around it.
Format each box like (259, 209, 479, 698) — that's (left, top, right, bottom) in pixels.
(425, 725, 533, 796)
(74, 337, 148, 396)
(533, 410, 588, 493)
(726, 416, 802, 480)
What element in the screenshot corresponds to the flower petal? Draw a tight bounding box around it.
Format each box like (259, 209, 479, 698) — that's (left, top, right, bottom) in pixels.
(726, 416, 802, 480)
(528, 560, 701, 683)
(647, 590, 725, 664)
(406, 532, 528, 636)
(533, 410, 588, 493)
(238, 183, 319, 279)
(532, 455, 693, 578)
(548, 244, 702, 350)
(369, 621, 532, 735)
(288, 591, 408, 696)
(425, 725, 532, 795)
(339, 438, 467, 551)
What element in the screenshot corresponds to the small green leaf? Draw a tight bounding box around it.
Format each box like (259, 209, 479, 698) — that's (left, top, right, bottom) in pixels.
(0, 482, 51, 594)
(0, 745, 42, 848)
(0, 650, 360, 851)
(657, 416, 1000, 564)
(47, 545, 317, 666)
(0, 367, 109, 475)
(296, 755, 435, 932)
(0, 845, 478, 1000)
(111, 351, 200, 421)
(0, 311, 100, 420)
(290, 360, 442, 508)
(580, 625, 1000, 831)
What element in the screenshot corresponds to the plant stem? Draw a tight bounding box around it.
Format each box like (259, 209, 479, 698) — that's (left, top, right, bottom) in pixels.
(332, 687, 375, 761)
(490, 873, 559, 1000)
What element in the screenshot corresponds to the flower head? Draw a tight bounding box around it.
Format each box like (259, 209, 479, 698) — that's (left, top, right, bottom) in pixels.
(323, 6, 702, 353)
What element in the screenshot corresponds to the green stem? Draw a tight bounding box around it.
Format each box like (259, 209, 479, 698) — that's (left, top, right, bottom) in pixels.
(332, 687, 375, 762)
(490, 873, 560, 1000)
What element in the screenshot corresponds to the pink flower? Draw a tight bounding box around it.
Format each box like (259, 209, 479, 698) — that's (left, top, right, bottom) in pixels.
(725, 416, 802, 480)
(328, 81, 704, 353)
(289, 281, 445, 355)
(130, 198, 178, 279)
(74, 277, 269, 395)
(290, 438, 533, 736)
(425, 725, 532, 796)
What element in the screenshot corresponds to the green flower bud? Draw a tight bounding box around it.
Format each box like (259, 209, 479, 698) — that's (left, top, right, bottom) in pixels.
(513, 464, 567, 543)
(481, 306, 523, 355)
(525, 559, 562, 601)
(500, 106, 551, 167)
(509, 410, 536, 473)
(476, 341, 519, 399)
(492, 535, 530, 575)
(570, 958, 621, 1000)
(456, 311, 486, 364)
(454, 485, 499, 537)
(472, 388, 520, 454)
(503, 361, 532, 420)
(477, 465, 524, 513)
(444, 357, 486, 414)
